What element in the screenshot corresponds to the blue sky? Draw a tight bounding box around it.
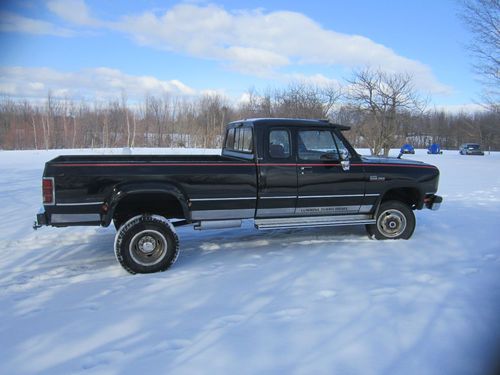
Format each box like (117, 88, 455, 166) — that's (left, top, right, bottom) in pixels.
(0, 0, 483, 111)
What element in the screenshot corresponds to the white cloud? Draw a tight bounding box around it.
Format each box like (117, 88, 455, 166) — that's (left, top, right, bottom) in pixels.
(46, 0, 100, 27)
(283, 73, 341, 88)
(110, 4, 451, 94)
(224, 47, 289, 76)
(0, 66, 196, 100)
(0, 11, 74, 36)
(2, 2, 452, 95)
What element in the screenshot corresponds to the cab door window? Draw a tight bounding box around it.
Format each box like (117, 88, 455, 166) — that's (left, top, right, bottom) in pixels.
(298, 130, 338, 161)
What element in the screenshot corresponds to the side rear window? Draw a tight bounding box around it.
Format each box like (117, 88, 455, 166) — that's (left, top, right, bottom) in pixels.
(225, 128, 235, 149)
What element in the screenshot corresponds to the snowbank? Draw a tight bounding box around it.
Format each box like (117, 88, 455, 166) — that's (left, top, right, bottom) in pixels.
(0, 148, 499, 375)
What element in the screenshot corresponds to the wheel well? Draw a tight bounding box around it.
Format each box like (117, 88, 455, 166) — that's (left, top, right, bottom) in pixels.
(380, 188, 421, 209)
(113, 193, 186, 223)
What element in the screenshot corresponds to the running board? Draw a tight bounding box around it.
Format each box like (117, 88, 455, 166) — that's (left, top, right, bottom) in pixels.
(255, 214, 375, 230)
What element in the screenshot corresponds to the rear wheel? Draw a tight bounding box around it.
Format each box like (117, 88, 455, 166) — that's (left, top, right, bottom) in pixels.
(366, 200, 415, 240)
(114, 215, 180, 274)
(113, 213, 133, 231)
(113, 218, 124, 231)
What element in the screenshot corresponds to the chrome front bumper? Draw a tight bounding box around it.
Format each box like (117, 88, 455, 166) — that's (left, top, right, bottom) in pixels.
(424, 194, 443, 211)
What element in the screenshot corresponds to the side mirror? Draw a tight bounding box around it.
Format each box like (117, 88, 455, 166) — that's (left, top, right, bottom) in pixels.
(339, 149, 350, 161)
(341, 159, 350, 171)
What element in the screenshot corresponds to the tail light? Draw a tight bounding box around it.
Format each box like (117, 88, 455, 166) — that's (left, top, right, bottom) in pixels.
(42, 177, 55, 205)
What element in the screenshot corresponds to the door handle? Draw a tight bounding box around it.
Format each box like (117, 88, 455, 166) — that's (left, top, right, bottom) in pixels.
(300, 166, 313, 174)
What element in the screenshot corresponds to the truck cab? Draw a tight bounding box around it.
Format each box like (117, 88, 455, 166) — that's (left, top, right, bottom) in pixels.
(229, 119, 368, 221)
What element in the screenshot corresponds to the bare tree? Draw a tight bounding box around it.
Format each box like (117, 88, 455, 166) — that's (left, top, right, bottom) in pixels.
(347, 69, 426, 156)
(61, 98, 69, 147)
(273, 82, 342, 119)
(240, 83, 342, 120)
(460, 0, 500, 112)
(121, 92, 132, 147)
(144, 95, 165, 147)
(42, 91, 54, 150)
(239, 87, 273, 119)
(197, 94, 229, 148)
(31, 110, 38, 150)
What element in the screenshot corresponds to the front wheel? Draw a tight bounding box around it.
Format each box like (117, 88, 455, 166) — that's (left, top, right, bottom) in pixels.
(366, 200, 415, 240)
(114, 215, 180, 274)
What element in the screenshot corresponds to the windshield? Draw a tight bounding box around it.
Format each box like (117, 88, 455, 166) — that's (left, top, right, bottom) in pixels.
(467, 144, 480, 150)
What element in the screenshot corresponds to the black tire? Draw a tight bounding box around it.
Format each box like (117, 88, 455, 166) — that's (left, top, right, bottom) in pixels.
(114, 215, 180, 274)
(366, 200, 415, 240)
(113, 213, 133, 231)
(113, 218, 123, 231)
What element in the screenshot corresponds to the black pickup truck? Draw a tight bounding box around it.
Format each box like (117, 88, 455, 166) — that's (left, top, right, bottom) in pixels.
(34, 118, 442, 274)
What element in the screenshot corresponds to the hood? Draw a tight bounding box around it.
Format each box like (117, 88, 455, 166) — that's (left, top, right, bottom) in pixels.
(360, 155, 428, 166)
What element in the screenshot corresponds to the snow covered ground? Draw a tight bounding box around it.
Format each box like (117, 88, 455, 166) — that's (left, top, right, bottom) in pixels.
(0, 147, 499, 375)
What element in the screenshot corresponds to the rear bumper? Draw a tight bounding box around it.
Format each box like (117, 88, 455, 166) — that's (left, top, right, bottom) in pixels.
(424, 194, 443, 211)
(33, 206, 102, 228)
(33, 207, 48, 229)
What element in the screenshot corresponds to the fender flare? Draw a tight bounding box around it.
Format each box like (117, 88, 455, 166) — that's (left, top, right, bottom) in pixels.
(372, 182, 424, 212)
(102, 182, 190, 226)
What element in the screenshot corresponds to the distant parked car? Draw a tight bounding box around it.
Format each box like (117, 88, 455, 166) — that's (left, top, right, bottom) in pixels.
(427, 143, 443, 154)
(400, 144, 415, 154)
(459, 143, 484, 155)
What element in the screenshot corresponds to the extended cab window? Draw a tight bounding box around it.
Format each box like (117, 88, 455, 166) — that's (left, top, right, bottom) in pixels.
(298, 130, 338, 161)
(240, 127, 253, 152)
(225, 127, 253, 153)
(225, 128, 235, 149)
(269, 130, 291, 159)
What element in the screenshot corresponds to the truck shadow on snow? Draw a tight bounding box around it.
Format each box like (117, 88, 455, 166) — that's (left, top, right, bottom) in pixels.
(175, 222, 370, 269)
(5, 200, 500, 284)
(2, 223, 370, 286)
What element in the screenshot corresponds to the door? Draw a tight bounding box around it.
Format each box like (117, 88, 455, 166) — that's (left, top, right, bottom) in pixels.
(256, 128, 298, 218)
(295, 128, 366, 216)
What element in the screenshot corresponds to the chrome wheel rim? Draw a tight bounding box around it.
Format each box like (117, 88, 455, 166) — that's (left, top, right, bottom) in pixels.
(129, 230, 168, 266)
(377, 209, 407, 238)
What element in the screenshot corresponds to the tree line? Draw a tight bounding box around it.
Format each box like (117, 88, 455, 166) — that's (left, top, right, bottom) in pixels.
(1, 69, 499, 153)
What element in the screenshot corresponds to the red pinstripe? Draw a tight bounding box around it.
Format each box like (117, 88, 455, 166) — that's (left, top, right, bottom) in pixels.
(52, 162, 437, 169)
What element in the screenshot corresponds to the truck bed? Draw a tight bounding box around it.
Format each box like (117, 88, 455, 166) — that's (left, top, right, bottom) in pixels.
(43, 153, 258, 226)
